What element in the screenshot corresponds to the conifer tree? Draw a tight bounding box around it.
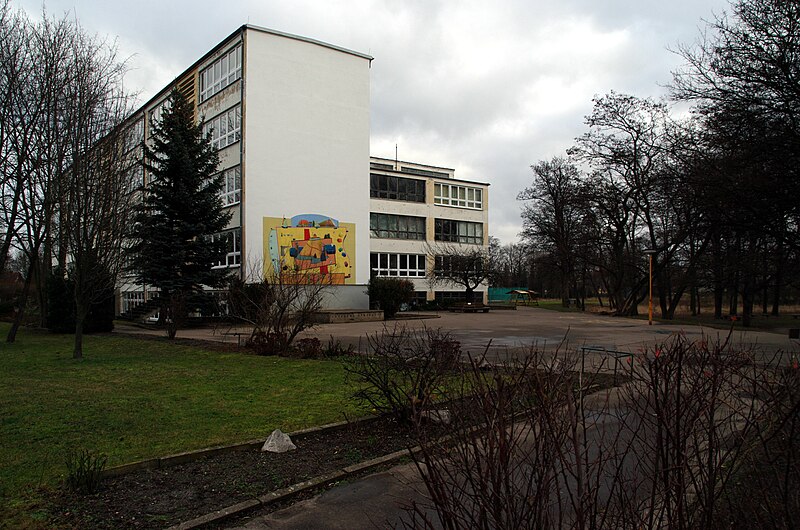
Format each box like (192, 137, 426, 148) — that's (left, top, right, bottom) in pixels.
(131, 89, 231, 339)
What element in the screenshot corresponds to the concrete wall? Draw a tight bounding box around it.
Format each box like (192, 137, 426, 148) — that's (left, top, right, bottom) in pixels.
(242, 29, 371, 299)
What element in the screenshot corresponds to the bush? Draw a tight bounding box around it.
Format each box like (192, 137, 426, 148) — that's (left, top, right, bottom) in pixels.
(367, 277, 414, 318)
(65, 449, 107, 494)
(247, 330, 287, 356)
(342, 327, 461, 424)
(291, 337, 323, 358)
(228, 270, 330, 354)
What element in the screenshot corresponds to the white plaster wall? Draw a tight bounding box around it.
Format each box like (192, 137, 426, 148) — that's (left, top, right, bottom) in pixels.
(242, 29, 371, 290)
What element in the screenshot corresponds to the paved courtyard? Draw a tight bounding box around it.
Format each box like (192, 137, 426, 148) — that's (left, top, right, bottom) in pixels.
(298, 306, 797, 357)
(118, 306, 799, 366)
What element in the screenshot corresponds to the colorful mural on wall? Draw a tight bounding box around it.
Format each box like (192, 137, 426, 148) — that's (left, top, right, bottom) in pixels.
(263, 214, 355, 284)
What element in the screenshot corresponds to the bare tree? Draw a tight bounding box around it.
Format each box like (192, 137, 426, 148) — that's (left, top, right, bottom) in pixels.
(0, 1, 32, 276)
(1, 8, 135, 351)
(518, 157, 590, 307)
(670, 0, 800, 322)
(5, 10, 77, 342)
(64, 115, 135, 358)
(426, 242, 496, 304)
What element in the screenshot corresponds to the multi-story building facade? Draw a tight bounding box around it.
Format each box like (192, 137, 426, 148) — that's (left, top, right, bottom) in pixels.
(118, 25, 488, 315)
(368, 157, 489, 305)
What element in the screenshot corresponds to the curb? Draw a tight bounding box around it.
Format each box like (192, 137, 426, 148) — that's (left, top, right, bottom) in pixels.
(165, 447, 417, 530)
(102, 415, 378, 479)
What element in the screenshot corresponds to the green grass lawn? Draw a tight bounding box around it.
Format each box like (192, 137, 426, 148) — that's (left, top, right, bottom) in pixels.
(0, 324, 363, 526)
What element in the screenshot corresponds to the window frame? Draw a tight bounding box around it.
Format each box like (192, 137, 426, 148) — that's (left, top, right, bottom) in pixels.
(200, 45, 243, 102)
(369, 173, 426, 202)
(211, 228, 242, 269)
(434, 219, 484, 245)
(369, 213, 426, 240)
(434, 183, 483, 210)
(216, 166, 241, 206)
(148, 99, 171, 135)
(203, 105, 242, 150)
(370, 252, 427, 277)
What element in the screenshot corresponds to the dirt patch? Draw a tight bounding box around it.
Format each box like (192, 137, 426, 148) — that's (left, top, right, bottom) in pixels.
(49, 416, 425, 530)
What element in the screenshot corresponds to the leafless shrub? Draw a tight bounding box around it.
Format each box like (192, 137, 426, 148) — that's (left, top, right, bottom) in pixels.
(709, 357, 800, 530)
(226, 262, 331, 355)
(402, 344, 629, 529)
(400, 334, 799, 530)
(341, 326, 463, 425)
(612, 336, 773, 529)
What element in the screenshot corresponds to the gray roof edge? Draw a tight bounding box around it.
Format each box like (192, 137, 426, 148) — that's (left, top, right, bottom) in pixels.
(244, 24, 373, 61)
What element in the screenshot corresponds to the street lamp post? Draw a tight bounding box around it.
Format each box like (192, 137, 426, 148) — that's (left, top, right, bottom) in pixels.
(644, 249, 656, 325)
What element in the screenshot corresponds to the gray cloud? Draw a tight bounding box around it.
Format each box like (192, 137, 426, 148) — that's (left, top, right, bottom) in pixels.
(17, 0, 730, 243)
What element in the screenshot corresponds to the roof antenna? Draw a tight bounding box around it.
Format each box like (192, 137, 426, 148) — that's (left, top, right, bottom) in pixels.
(395, 143, 398, 170)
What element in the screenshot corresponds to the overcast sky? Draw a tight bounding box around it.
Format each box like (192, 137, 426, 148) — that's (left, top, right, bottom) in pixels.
(18, 0, 731, 244)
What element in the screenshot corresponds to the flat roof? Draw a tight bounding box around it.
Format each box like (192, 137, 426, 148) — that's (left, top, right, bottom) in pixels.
(245, 25, 373, 62)
(369, 157, 490, 187)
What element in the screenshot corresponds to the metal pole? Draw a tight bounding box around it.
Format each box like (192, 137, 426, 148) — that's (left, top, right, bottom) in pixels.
(648, 253, 653, 326)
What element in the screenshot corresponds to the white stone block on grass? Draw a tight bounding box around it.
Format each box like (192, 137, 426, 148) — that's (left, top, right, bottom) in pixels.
(262, 429, 297, 453)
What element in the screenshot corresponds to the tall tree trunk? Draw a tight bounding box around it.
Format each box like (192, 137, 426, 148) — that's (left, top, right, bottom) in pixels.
(656, 265, 669, 319)
(7, 258, 36, 343)
(73, 312, 85, 359)
(728, 268, 739, 317)
(741, 277, 753, 328)
(35, 257, 48, 328)
(772, 240, 783, 316)
(689, 237, 698, 316)
(712, 236, 724, 319)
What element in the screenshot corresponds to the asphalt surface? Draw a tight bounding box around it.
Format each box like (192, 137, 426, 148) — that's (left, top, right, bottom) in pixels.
(117, 305, 799, 364)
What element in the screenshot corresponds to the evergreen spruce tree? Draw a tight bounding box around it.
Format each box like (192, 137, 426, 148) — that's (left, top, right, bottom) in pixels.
(131, 89, 231, 339)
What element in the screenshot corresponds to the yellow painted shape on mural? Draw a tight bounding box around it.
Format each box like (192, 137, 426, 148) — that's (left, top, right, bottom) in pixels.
(263, 216, 356, 285)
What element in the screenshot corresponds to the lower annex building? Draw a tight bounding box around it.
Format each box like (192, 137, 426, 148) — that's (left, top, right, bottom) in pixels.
(118, 25, 489, 315)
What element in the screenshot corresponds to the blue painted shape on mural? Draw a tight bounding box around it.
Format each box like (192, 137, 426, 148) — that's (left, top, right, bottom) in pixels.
(268, 229, 280, 272)
(289, 246, 301, 258)
(290, 214, 339, 228)
(323, 244, 336, 255)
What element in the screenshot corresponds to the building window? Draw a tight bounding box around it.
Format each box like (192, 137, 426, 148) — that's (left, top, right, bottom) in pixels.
(148, 99, 171, 132)
(434, 219, 483, 245)
(123, 119, 144, 153)
(204, 105, 241, 150)
(121, 291, 145, 314)
(370, 213, 425, 240)
(435, 291, 483, 304)
(211, 228, 241, 268)
(370, 174, 425, 202)
(370, 253, 427, 277)
(200, 45, 242, 102)
(218, 166, 241, 206)
(124, 163, 144, 190)
(434, 183, 483, 209)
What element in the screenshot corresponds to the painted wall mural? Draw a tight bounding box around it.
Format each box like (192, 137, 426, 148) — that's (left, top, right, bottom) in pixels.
(263, 214, 355, 284)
